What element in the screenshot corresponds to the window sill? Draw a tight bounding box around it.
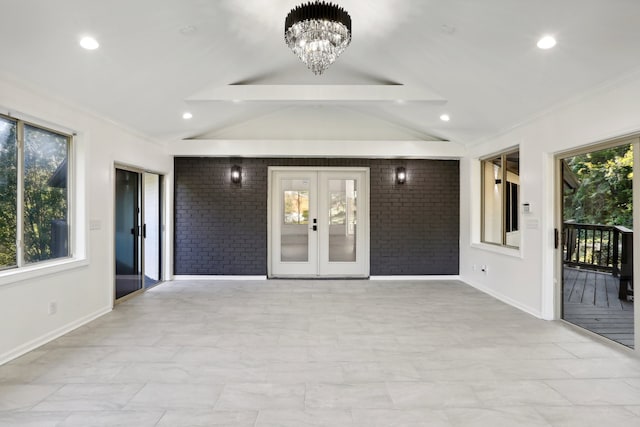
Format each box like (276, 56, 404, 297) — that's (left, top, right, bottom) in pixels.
(470, 242, 523, 259)
(0, 257, 89, 288)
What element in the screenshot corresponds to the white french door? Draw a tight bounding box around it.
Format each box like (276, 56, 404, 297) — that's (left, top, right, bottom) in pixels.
(269, 168, 369, 277)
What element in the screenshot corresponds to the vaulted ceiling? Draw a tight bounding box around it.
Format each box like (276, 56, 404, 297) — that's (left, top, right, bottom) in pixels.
(2, 0, 640, 145)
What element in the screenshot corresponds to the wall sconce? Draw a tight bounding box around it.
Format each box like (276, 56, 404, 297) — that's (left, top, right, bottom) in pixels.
(231, 165, 242, 184)
(495, 179, 502, 184)
(396, 167, 406, 184)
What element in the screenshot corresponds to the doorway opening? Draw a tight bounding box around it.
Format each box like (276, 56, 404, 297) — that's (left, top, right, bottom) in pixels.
(269, 167, 369, 278)
(115, 167, 163, 301)
(560, 140, 635, 348)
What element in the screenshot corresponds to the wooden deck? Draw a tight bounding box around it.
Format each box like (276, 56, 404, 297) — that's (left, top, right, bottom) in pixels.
(563, 267, 634, 348)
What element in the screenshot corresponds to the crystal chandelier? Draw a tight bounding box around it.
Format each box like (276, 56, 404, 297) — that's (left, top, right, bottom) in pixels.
(285, 1, 352, 75)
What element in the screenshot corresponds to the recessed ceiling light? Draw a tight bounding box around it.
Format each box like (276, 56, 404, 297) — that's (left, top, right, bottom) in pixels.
(79, 36, 99, 50)
(537, 35, 556, 50)
(440, 114, 450, 122)
(182, 112, 193, 120)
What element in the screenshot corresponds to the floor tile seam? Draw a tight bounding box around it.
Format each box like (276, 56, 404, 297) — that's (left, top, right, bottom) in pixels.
(118, 382, 152, 410)
(541, 378, 637, 406)
(11, 383, 66, 413)
(623, 378, 640, 390)
(212, 383, 228, 411)
(151, 409, 168, 427)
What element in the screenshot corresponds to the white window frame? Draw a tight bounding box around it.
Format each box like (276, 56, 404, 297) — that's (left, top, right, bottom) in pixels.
(0, 111, 87, 287)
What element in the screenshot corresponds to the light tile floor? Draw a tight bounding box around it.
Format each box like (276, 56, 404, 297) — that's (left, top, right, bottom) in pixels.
(1, 279, 640, 426)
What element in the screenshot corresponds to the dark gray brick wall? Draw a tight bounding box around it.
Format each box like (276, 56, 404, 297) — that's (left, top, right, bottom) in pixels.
(174, 158, 459, 275)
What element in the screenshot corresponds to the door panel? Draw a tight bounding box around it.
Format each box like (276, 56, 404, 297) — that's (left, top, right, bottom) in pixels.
(272, 172, 318, 276)
(318, 171, 367, 276)
(560, 142, 635, 348)
(143, 172, 162, 288)
(270, 168, 368, 277)
(115, 169, 142, 299)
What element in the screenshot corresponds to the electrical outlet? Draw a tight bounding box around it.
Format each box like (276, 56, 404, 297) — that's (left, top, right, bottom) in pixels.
(48, 301, 57, 315)
(481, 265, 488, 273)
(472, 264, 477, 271)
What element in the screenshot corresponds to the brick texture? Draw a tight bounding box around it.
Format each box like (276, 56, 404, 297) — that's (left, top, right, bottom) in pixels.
(174, 158, 459, 275)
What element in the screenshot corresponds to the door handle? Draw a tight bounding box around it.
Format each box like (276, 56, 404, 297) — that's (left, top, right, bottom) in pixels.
(142, 224, 147, 238)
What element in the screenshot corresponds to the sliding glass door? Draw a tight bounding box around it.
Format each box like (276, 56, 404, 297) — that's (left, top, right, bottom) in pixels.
(115, 169, 142, 299)
(115, 168, 163, 301)
(560, 140, 636, 348)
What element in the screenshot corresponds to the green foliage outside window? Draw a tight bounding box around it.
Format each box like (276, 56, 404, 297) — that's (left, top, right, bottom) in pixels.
(564, 144, 633, 227)
(0, 119, 17, 267)
(0, 116, 69, 269)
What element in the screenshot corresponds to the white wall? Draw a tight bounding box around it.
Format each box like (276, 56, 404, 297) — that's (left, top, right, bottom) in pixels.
(460, 70, 640, 327)
(0, 76, 173, 363)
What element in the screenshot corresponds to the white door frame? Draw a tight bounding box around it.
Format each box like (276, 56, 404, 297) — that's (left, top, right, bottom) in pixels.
(114, 164, 165, 303)
(267, 166, 370, 278)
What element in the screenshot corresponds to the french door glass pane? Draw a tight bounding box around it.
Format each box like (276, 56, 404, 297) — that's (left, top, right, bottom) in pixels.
(328, 179, 356, 262)
(281, 179, 310, 262)
(0, 117, 17, 269)
(23, 124, 69, 263)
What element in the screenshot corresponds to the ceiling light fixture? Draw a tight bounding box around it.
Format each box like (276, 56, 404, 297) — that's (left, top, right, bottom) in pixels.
(182, 112, 193, 120)
(285, 1, 352, 75)
(537, 35, 556, 50)
(79, 36, 99, 50)
(440, 114, 450, 122)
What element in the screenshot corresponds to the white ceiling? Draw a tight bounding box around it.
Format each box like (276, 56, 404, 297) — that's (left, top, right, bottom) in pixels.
(1, 0, 640, 146)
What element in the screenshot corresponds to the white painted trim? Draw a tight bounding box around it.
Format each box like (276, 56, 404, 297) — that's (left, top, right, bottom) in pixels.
(0, 258, 89, 288)
(172, 275, 461, 282)
(470, 242, 523, 258)
(188, 84, 446, 103)
(463, 278, 543, 319)
(370, 275, 461, 281)
(172, 275, 268, 281)
(169, 139, 465, 159)
(0, 306, 112, 366)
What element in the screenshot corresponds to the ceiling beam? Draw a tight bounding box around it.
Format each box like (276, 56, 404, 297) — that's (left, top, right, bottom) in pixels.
(187, 84, 447, 103)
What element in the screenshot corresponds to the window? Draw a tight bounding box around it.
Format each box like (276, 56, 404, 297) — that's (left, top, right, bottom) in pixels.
(0, 114, 71, 270)
(481, 149, 520, 248)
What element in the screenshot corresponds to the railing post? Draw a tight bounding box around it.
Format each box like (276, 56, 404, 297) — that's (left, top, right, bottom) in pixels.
(619, 231, 633, 300)
(612, 228, 620, 277)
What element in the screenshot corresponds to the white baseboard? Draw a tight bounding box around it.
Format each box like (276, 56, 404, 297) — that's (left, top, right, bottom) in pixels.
(0, 306, 112, 366)
(172, 275, 268, 281)
(461, 278, 543, 319)
(172, 275, 459, 281)
(370, 275, 461, 281)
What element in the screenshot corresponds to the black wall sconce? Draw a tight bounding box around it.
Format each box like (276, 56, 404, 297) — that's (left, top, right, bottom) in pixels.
(231, 165, 242, 184)
(396, 166, 407, 184)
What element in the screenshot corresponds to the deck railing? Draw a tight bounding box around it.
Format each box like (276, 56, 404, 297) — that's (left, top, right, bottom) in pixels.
(563, 221, 633, 299)
(563, 222, 631, 272)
